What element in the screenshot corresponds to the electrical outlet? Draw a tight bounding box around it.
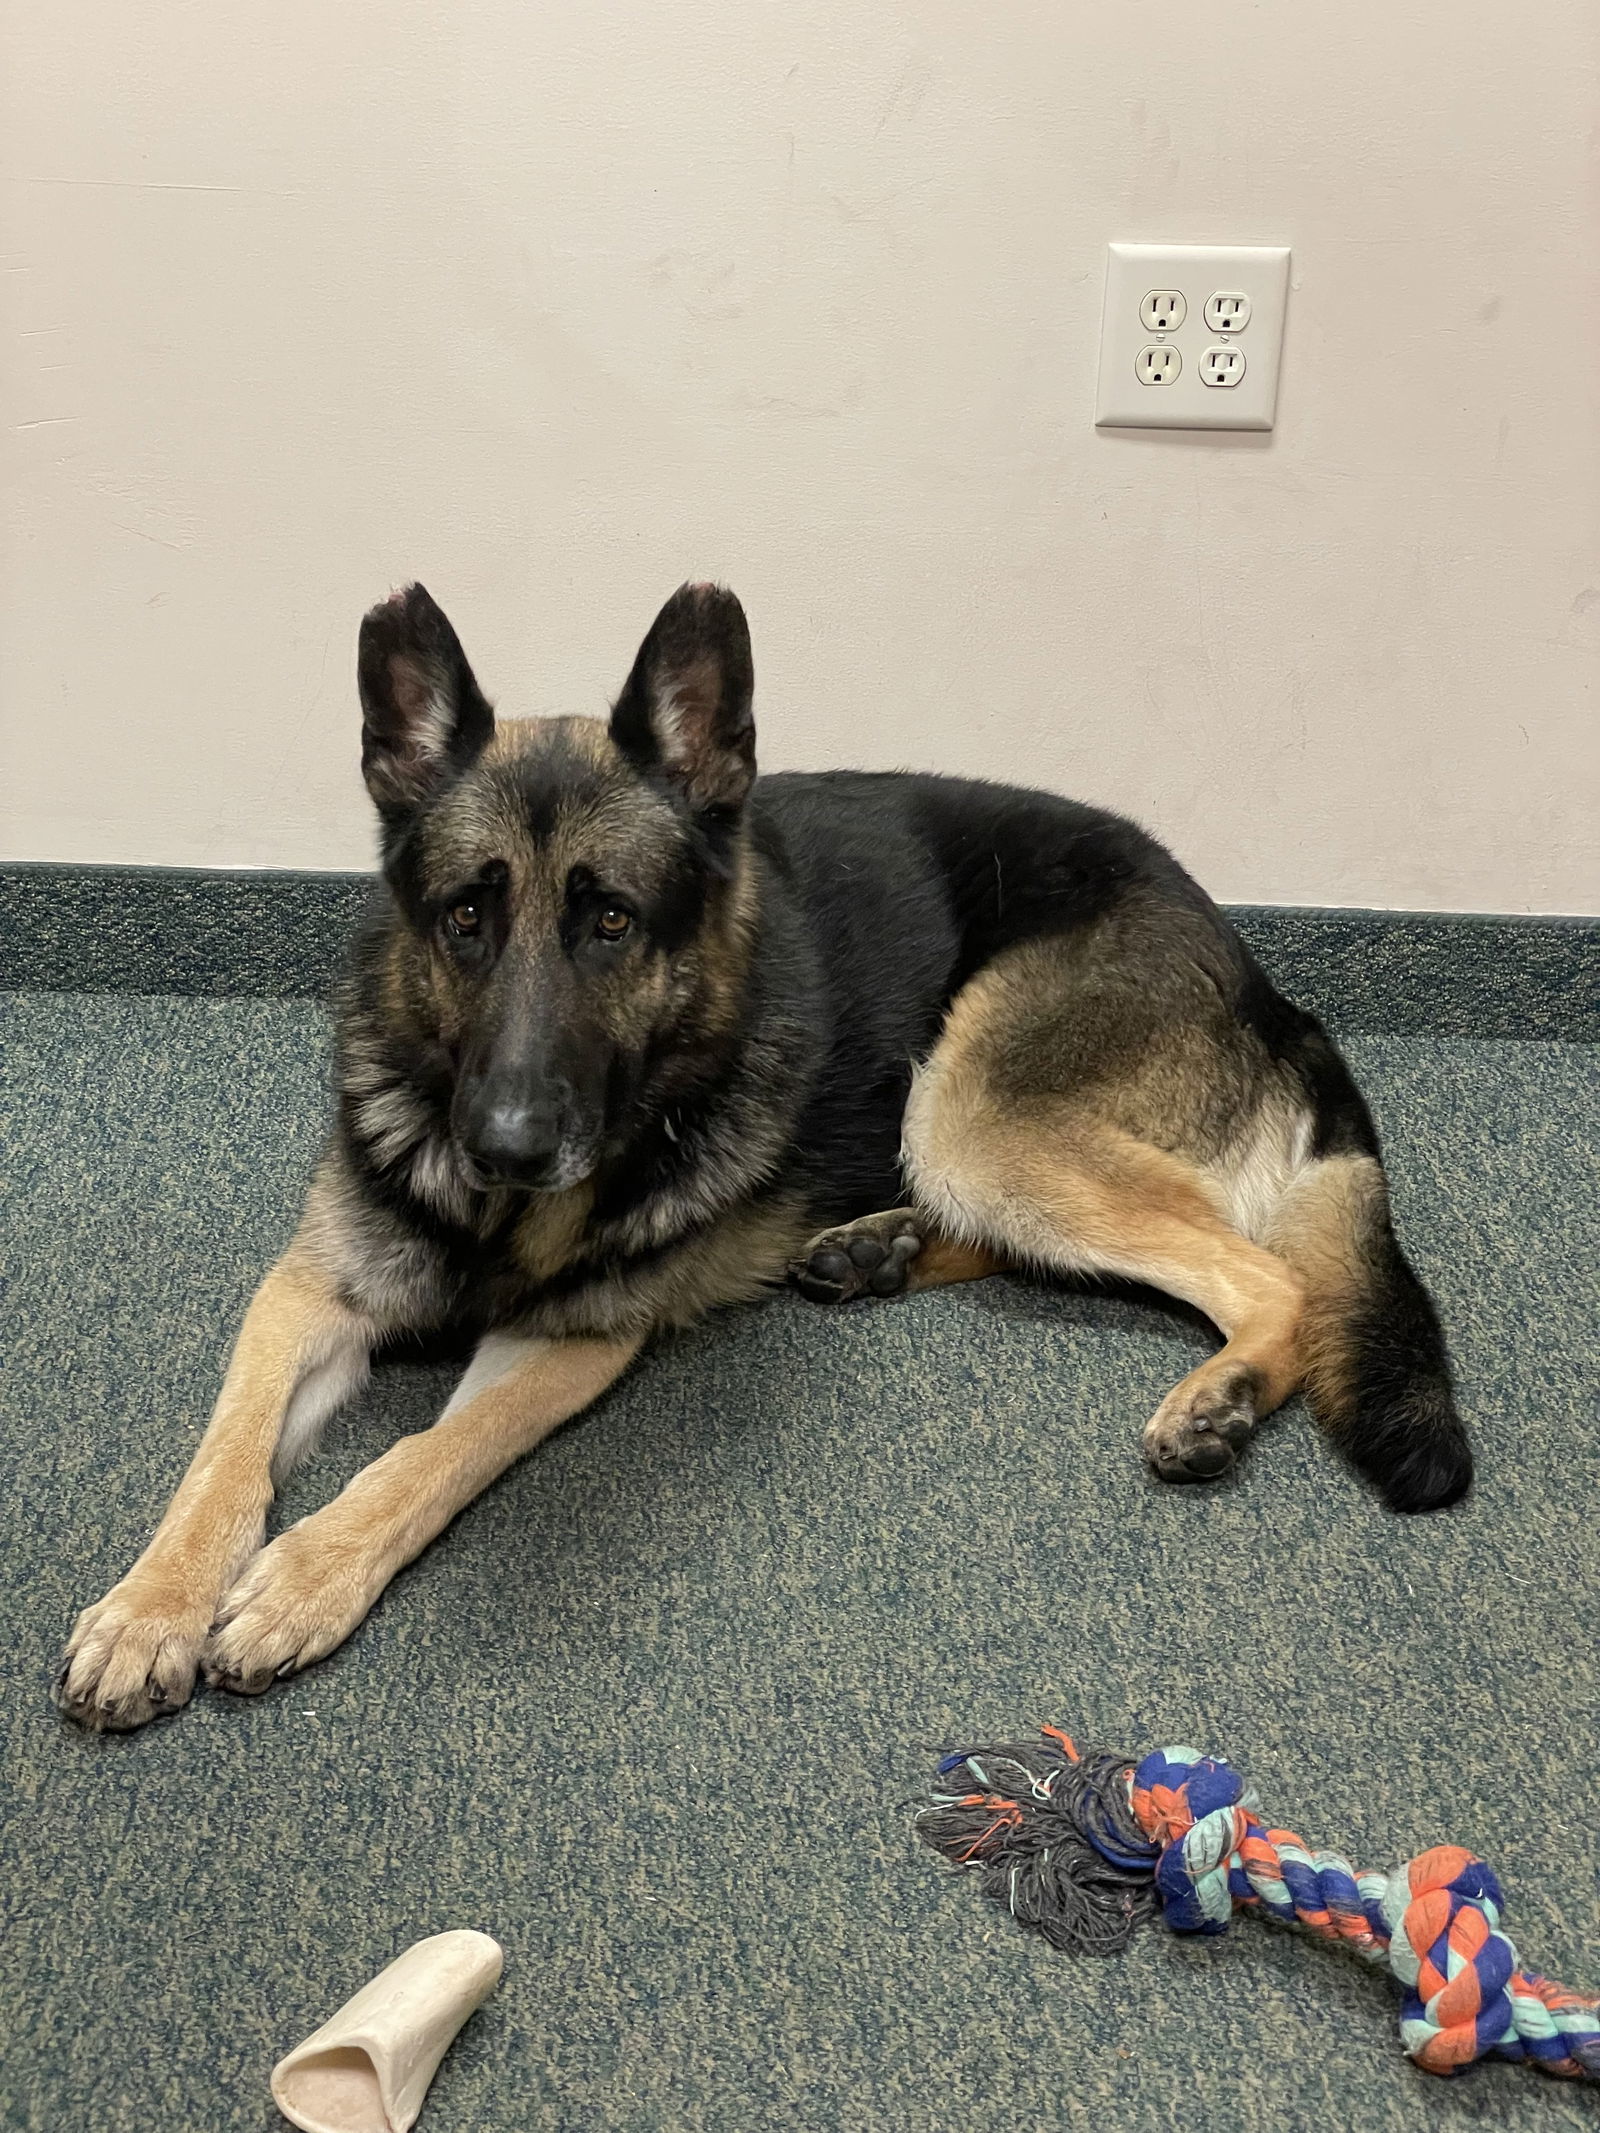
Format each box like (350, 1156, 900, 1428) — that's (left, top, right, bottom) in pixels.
(1203, 291, 1251, 332)
(1200, 345, 1246, 388)
(1135, 345, 1181, 385)
(1139, 289, 1186, 332)
(1095, 244, 1289, 432)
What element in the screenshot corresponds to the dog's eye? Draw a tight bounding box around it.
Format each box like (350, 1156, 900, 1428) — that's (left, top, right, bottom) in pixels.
(446, 902, 481, 938)
(595, 906, 632, 942)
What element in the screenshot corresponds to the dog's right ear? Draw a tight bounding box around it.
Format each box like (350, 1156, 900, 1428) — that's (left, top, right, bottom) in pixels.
(357, 585, 495, 818)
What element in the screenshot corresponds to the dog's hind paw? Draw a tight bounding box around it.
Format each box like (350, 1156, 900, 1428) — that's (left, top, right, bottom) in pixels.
(1142, 1365, 1259, 1485)
(790, 1209, 927, 1304)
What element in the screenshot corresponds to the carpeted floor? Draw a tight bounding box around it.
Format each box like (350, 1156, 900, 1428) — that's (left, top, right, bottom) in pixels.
(1, 991, 1596, 2133)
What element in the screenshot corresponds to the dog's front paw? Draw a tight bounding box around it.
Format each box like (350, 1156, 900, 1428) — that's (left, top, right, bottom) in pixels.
(205, 1524, 376, 1695)
(55, 1572, 212, 1732)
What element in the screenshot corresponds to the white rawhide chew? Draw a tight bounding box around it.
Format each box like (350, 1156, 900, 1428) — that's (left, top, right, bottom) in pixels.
(271, 1931, 504, 2133)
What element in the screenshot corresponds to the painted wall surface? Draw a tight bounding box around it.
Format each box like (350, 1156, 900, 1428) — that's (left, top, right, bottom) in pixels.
(2, 1, 1596, 910)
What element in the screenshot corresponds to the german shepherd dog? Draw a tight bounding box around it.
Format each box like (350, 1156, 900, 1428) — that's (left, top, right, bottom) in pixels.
(57, 583, 1472, 1731)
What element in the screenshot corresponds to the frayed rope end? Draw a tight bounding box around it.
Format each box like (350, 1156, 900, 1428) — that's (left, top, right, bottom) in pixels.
(916, 1734, 1160, 1956)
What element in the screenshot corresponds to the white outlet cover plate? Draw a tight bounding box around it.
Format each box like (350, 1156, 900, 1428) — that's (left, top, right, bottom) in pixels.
(1094, 243, 1290, 433)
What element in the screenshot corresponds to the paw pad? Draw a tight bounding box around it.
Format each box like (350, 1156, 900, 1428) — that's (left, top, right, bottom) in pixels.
(1144, 1382, 1259, 1485)
(791, 1218, 925, 1303)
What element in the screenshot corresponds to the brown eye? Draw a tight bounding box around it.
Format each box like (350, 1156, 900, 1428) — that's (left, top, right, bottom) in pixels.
(446, 901, 481, 938)
(595, 906, 632, 942)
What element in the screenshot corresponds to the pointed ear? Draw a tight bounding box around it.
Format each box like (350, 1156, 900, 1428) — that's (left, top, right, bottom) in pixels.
(357, 584, 495, 817)
(609, 583, 756, 814)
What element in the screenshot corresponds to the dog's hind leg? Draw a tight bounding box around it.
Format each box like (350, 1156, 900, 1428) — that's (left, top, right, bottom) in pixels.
(898, 948, 1312, 1485)
(790, 1208, 999, 1304)
(906, 1094, 1306, 1482)
(899, 935, 1473, 1510)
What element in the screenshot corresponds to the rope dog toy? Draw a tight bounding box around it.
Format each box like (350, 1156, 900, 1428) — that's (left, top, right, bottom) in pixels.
(917, 1728, 1600, 2079)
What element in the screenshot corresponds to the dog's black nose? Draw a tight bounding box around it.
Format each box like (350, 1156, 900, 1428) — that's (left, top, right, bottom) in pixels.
(460, 1098, 562, 1187)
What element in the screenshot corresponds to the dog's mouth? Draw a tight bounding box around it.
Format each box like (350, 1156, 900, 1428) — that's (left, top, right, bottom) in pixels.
(456, 1138, 599, 1196)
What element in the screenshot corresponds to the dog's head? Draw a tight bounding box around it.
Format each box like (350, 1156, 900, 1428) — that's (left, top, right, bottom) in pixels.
(356, 581, 757, 1193)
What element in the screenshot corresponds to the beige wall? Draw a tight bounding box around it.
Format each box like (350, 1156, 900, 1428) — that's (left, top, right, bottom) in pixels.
(3, 1, 1596, 912)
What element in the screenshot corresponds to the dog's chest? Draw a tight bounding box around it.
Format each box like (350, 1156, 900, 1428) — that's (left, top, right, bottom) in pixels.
(507, 1183, 596, 1286)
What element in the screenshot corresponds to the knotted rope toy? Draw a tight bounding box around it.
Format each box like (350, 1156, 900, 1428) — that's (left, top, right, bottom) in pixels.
(918, 1728, 1600, 2079)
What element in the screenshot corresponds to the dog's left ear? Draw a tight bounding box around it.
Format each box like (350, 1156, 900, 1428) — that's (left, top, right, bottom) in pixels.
(609, 583, 755, 814)
(357, 584, 495, 819)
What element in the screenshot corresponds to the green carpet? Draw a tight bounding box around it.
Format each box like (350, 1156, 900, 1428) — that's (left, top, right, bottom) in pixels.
(1, 992, 1596, 2132)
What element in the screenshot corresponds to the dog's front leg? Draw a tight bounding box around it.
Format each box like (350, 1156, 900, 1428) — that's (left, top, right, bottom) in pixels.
(204, 1330, 642, 1696)
(56, 1247, 374, 1732)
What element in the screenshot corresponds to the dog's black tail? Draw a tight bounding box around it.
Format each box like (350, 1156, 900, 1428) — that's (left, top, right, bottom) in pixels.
(1267, 1028, 1473, 1514)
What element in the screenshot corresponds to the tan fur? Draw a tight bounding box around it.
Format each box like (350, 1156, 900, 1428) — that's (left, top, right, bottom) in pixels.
(203, 1332, 641, 1695)
(678, 820, 760, 1044)
(481, 712, 609, 772)
(57, 1218, 645, 1728)
(902, 954, 1310, 1472)
(906, 1232, 1001, 1291)
(1264, 1150, 1389, 1421)
(639, 1192, 812, 1330)
(513, 1179, 598, 1284)
(56, 1232, 375, 1730)
(57, 1160, 806, 1728)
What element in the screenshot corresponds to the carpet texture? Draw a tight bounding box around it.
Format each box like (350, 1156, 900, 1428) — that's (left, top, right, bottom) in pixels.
(1, 992, 1596, 2132)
